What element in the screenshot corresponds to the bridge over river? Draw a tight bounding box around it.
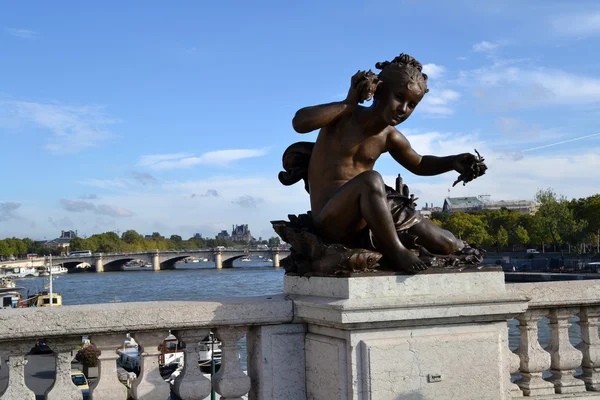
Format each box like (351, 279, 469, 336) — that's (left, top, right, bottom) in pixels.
(2, 248, 290, 273)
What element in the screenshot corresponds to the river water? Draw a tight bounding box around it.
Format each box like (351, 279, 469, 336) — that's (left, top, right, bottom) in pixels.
(15, 262, 284, 305)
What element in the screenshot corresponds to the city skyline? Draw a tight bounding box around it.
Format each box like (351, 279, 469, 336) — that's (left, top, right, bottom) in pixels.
(2, 0, 600, 240)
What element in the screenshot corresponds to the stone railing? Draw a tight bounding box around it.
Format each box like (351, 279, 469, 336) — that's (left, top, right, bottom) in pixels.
(2, 274, 600, 399)
(506, 280, 600, 398)
(0, 295, 306, 400)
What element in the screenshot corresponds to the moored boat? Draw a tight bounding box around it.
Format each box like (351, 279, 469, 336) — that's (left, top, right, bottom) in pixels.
(0, 266, 39, 278)
(27, 291, 63, 307)
(0, 287, 26, 309)
(38, 265, 68, 276)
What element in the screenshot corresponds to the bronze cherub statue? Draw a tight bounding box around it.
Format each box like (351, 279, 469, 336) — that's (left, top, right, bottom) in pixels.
(274, 53, 486, 276)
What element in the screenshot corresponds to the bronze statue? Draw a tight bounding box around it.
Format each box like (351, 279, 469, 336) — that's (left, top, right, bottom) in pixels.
(274, 54, 487, 276)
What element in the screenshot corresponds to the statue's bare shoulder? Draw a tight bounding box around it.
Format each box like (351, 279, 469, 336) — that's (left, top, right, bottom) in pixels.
(385, 126, 412, 153)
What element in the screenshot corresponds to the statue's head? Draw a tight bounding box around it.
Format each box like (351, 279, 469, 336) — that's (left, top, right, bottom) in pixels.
(373, 53, 429, 126)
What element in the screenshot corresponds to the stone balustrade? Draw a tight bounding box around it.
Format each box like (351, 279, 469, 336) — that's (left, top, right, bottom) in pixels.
(0, 295, 302, 400)
(2, 275, 600, 399)
(507, 280, 600, 398)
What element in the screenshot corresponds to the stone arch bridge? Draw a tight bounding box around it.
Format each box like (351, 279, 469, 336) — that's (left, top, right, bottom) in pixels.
(51, 248, 290, 273)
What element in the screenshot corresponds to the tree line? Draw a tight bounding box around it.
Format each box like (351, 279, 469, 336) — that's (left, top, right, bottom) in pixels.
(69, 231, 281, 254)
(431, 189, 599, 253)
(0, 230, 283, 258)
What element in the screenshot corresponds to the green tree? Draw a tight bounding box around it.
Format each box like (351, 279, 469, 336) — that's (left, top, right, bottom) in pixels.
(10, 238, 27, 256)
(122, 230, 144, 245)
(22, 238, 34, 253)
(514, 225, 530, 246)
(69, 237, 86, 251)
(444, 212, 490, 246)
(496, 226, 509, 251)
(268, 236, 281, 247)
(169, 235, 183, 249)
(429, 219, 443, 228)
(0, 240, 10, 258)
(535, 188, 586, 252)
(2, 239, 16, 257)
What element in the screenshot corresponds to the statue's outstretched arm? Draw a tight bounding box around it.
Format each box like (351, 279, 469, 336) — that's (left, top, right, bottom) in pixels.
(387, 129, 456, 176)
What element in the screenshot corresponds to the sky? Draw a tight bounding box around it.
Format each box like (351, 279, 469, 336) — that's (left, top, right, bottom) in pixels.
(1, 0, 600, 241)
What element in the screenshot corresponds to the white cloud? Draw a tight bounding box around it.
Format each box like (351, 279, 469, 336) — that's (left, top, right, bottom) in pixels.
(65, 175, 312, 238)
(551, 12, 600, 37)
(418, 89, 460, 116)
(60, 199, 134, 218)
(232, 195, 264, 208)
(131, 172, 157, 185)
(5, 28, 37, 39)
(80, 178, 127, 190)
(461, 60, 600, 110)
(0, 202, 21, 221)
(422, 64, 445, 80)
(1, 101, 116, 153)
(139, 148, 269, 170)
(473, 40, 501, 53)
(497, 117, 541, 138)
(95, 205, 135, 218)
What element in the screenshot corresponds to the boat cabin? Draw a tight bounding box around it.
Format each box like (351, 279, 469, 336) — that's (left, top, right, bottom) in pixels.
(0, 287, 25, 309)
(27, 291, 63, 307)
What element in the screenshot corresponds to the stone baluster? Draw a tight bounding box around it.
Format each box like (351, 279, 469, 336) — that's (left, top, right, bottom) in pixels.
(577, 306, 600, 391)
(131, 331, 171, 400)
(508, 349, 523, 397)
(514, 309, 555, 396)
(212, 327, 251, 400)
(173, 329, 212, 400)
(90, 334, 128, 400)
(45, 337, 83, 400)
(546, 307, 586, 393)
(505, 320, 523, 397)
(0, 341, 36, 400)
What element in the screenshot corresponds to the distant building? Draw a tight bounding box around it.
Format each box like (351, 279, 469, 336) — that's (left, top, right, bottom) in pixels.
(442, 197, 485, 213)
(216, 230, 231, 240)
(60, 230, 77, 239)
(44, 230, 78, 249)
(193, 233, 203, 239)
(419, 203, 443, 219)
(231, 224, 253, 242)
(442, 195, 538, 214)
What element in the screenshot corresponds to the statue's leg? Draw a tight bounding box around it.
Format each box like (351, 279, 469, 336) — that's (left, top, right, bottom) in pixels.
(313, 170, 427, 273)
(407, 219, 464, 255)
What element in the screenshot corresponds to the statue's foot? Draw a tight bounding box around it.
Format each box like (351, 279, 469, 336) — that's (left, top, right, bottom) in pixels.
(392, 249, 428, 274)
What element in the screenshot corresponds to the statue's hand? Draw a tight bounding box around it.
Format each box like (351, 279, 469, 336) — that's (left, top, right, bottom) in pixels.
(345, 70, 381, 106)
(452, 150, 488, 187)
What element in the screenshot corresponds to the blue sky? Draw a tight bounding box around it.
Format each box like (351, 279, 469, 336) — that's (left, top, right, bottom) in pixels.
(1, 0, 600, 240)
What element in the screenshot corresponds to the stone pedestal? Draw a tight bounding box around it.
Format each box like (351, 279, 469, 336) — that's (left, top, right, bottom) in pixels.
(285, 270, 529, 400)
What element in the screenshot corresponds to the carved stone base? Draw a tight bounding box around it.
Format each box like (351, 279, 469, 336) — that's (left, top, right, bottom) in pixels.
(272, 213, 487, 277)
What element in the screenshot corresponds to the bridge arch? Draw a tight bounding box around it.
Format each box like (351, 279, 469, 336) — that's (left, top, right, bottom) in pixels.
(159, 255, 190, 270)
(58, 260, 93, 273)
(103, 258, 136, 272)
(222, 255, 247, 269)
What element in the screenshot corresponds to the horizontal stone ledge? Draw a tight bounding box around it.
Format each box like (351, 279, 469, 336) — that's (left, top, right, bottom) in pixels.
(0, 295, 293, 342)
(284, 271, 506, 300)
(507, 280, 600, 308)
(291, 294, 529, 328)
